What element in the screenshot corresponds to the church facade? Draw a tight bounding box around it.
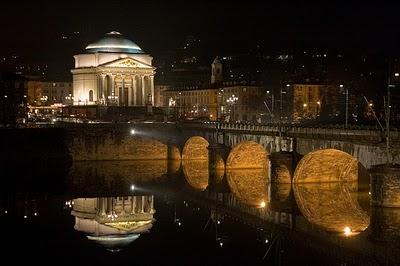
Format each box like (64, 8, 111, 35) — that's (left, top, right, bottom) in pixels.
(71, 31, 155, 106)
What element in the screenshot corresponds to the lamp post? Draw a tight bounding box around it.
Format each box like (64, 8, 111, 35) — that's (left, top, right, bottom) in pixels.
(280, 84, 289, 122)
(340, 84, 348, 128)
(226, 94, 238, 122)
(107, 92, 118, 106)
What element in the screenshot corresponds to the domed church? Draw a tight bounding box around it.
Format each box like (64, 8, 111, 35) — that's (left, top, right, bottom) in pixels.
(71, 31, 155, 106)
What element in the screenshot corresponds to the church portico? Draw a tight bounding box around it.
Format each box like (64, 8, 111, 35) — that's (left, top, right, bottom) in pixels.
(71, 31, 155, 107)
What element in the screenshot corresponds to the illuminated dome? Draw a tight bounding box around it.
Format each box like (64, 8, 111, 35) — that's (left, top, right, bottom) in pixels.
(85, 31, 144, 54)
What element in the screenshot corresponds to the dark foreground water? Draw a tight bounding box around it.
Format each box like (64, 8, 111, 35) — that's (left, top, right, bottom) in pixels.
(1, 160, 399, 266)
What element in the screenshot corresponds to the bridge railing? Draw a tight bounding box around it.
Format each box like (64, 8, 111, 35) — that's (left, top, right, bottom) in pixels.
(184, 121, 399, 141)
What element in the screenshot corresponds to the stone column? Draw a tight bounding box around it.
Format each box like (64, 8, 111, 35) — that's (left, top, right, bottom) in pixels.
(141, 75, 145, 106)
(370, 165, 400, 207)
(150, 75, 154, 106)
(122, 77, 125, 106)
(149, 196, 154, 213)
(128, 76, 132, 106)
(133, 76, 137, 106)
(131, 196, 136, 214)
(101, 74, 106, 104)
(140, 196, 145, 213)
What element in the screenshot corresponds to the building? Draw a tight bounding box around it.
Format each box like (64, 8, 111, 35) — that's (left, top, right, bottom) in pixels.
(160, 56, 268, 122)
(0, 72, 27, 126)
(292, 84, 322, 121)
(71, 31, 155, 107)
(27, 81, 72, 106)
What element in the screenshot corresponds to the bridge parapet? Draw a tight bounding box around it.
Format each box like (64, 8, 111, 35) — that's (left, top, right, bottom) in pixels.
(182, 121, 399, 144)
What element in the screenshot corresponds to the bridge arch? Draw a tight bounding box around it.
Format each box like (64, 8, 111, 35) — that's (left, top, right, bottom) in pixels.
(226, 141, 268, 169)
(293, 149, 360, 183)
(182, 136, 209, 161)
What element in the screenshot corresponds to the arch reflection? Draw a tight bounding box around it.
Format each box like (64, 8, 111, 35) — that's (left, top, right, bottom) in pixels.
(182, 160, 209, 191)
(226, 169, 269, 207)
(71, 195, 155, 252)
(293, 183, 370, 236)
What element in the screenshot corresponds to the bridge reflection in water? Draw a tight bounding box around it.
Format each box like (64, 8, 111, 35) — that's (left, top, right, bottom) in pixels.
(60, 159, 399, 264)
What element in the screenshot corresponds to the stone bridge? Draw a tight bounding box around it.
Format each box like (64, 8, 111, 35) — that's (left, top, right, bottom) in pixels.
(64, 121, 400, 207)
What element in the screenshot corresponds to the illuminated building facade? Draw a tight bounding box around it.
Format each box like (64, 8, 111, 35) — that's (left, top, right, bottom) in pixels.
(71, 31, 155, 106)
(27, 81, 72, 106)
(292, 84, 322, 121)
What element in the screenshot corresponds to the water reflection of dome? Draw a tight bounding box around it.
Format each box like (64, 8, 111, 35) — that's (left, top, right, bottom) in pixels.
(182, 160, 209, 190)
(226, 169, 269, 207)
(293, 183, 370, 237)
(87, 234, 140, 252)
(71, 196, 155, 252)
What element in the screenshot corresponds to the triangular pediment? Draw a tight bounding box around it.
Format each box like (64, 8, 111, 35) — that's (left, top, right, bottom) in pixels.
(101, 57, 153, 69)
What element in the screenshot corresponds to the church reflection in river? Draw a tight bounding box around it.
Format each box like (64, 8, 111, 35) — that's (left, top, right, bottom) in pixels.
(71, 195, 155, 252)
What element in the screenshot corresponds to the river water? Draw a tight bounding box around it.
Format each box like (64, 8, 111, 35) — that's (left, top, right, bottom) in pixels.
(0, 160, 399, 265)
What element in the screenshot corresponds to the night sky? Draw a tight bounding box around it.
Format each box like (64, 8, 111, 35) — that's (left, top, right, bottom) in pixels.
(1, 1, 400, 79)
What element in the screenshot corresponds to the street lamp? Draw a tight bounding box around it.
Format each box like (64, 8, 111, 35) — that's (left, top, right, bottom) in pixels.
(107, 92, 118, 106)
(226, 94, 238, 122)
(340, 84, 348, 128)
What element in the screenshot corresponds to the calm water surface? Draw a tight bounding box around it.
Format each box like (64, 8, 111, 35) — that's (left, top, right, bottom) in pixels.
(1, 160, 399, 265)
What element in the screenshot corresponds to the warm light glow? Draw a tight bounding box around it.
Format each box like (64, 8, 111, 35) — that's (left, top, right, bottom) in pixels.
(24, 215, 27, 219)
(260, 201, 266, 208)
(303, 103, 308, 107)
(340, 84, 344, 88)
(178, 222, 182, 226)
(265, 239, 269, 244)
(130, 185, 135, 191)
(130, 129, 136, 135)
(344, 226, 352, 236)
(286, 84, 290, 87)
(369, 103, 373, 107)
(34, 212, 37, 216)
(317, 101, 321, 105)
(217, 220, 220, 224)
(219, 242, 223, 247)
(395, 73, 399, 77)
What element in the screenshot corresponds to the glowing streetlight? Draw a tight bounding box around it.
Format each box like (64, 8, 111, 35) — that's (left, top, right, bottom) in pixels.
(303, 103, 308, 108)
(260, 201, 266, 208)
(130, 129, 136, 135)
(395, 72, 399, 77)
(130, 185, 135, 191)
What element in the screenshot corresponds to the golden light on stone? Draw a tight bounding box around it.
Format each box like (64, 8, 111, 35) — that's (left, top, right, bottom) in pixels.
(226, 141, 268, 169)
(293, 149, 359, 183)
(227, 169, 269, 207)
(182, 136, 209, 160)
(182, 160, 209, 191)
(69, 161, 168, 191)
(293, 182, 369, 236)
